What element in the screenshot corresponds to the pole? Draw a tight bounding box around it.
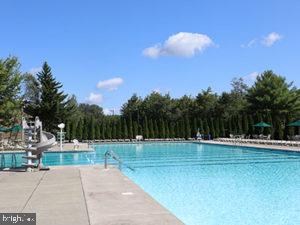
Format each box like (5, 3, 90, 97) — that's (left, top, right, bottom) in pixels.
(59, 128, 63, 151)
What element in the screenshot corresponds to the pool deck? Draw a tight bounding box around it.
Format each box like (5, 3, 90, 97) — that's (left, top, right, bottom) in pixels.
(199, 140, 300, 152)
(0, 165, 183, 225)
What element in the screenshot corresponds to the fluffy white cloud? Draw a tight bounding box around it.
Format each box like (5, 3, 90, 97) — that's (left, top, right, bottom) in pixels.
(262, 32, 282, 47)
(143, 32, 214, 58)
(86, 93, 103, 105)
(243, 72, 259, 81)
(97, 77, 124, 91)
(103, 108, 120, 115)
(29, 67, 42, 75)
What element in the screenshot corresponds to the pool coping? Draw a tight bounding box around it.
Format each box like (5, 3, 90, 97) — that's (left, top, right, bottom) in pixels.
(197, 140, 300, 153)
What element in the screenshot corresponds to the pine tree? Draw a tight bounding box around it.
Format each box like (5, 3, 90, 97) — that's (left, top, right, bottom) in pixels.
(214, 118, 220, 138)
(36, 62, 73, 132)
(154, 120, 159, 138)
(219, 118, 225, 137)
(128, 115, 133, 139)
(133, 121, 138, 138)
(180, 119, 185, 138)
(112, 122, 117, 139)
(76, 118, 83, 141)
(159, 119, 166, 138)
(192, 118, 198, 137)
(83, 118, 89, 140)
(65, 121, 70, 141)
(101, 122, 106, 139)
(116, 120, 122, 139)
(149, 119, 154, 138)
(95, 123, 100, 140)
(143, 116, 149, 139)
(106, 122, 112, 139)
(123, 119, 128, 138)
(209, 118, 215, 138)
(242, 114, 249, 135)
(169, 122, 175, 138)
(165, 121, 170, 138)
(199, 119, 204, 134)
(89, 117, 95, 140)
(203, 119, 210, 135)
(185, 116, 191, 139)
(248, 115, 254, 135)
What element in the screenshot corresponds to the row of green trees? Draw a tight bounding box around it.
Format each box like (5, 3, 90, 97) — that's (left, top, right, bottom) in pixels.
(1, 56, 300, 140)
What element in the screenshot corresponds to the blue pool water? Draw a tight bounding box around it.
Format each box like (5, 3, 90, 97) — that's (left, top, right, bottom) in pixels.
(2, 143, 300, 225)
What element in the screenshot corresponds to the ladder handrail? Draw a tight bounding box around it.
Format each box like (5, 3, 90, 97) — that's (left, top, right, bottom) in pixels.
(104, 150, 135, 171)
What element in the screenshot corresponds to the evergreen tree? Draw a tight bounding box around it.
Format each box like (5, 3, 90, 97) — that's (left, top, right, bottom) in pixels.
(128, 114, 133, 139)
(101, 122, 106, 139)
(89, 117, 95, 140)
(116, 120, 122, 139)
(180, 119, 185, 138)
(112, 122, 117, 139)
(185, 116, 191, 139)
(95, 123, 100, 140)
(203, 119, 210, 135)
(133, 121, 138, 138)
(83, 118, 89, 140)
(242, 114, 249, 135)
(149, 119, 154, 138)
(192, 118, 198, 137)
(248, 115, 254, 135)
(169, 122, 175, 138)
(106, 122, 112, 139)
(209, 118, 215, 138)
(199, 119, 204, 134)
(123, 119, 128, 138)
(165, 121, 170, 138)
(65, 121, 70, 141)
(35, 62, 74, 132)
(143, 116, 149, 139)
(0, 57, 22, 126)
(214, 118, 220, 138)
(159, 119, 166, 138)
(76, 118, 83, 141)
(219, 118, 225, 137)
(153, 120, 159, 138)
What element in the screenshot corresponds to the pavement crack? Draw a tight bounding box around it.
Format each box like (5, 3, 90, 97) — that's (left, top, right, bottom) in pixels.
(21, 171, 47, 212)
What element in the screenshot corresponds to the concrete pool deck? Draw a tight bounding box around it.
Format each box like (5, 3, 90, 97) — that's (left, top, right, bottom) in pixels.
(0, 165, 183, 225)
(199, 140, 300, 152)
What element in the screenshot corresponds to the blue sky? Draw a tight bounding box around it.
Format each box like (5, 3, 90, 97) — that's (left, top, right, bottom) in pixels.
(1, 0, 299, 114)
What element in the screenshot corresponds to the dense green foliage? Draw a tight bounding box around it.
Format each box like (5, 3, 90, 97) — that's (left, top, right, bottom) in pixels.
(1, 56, 299, 140)
(0, 57, 23, 126)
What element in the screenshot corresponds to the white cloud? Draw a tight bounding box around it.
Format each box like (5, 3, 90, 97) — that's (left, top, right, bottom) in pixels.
(29, 67, 42, 75)
(241, 39, 257, 48)
(262, 32, 282, 47)
(243, 72, 259, 81)
(143, 32, 214, 58)
(97, 77, 124, 91)
(85, 93, 103, 105)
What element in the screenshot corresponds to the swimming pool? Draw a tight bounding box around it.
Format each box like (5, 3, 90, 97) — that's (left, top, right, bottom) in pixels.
(2, 143, 300, 224)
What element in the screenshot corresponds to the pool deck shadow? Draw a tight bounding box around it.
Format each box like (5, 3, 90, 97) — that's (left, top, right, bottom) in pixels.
(0, 165, 184, 225)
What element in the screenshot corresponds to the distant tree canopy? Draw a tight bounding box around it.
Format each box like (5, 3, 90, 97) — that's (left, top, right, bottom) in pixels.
(1, 56, 300, 140)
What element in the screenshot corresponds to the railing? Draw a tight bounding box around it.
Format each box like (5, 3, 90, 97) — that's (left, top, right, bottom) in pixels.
(104, 150, 135, 171)
(11, 153, 17, 168)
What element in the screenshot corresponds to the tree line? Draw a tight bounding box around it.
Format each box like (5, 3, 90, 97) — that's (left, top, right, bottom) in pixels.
(1, 56, 300, 140)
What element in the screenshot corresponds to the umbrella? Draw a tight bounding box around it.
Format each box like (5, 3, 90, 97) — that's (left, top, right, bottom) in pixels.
(253, 122, 272, 127)
(287, 120, 300, 127)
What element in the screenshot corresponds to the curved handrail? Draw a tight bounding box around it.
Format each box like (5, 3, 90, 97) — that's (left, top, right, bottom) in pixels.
(104, 150, 135, 171)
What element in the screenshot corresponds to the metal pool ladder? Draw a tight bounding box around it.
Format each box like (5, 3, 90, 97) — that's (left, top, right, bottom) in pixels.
(104, 150, 135, 171)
